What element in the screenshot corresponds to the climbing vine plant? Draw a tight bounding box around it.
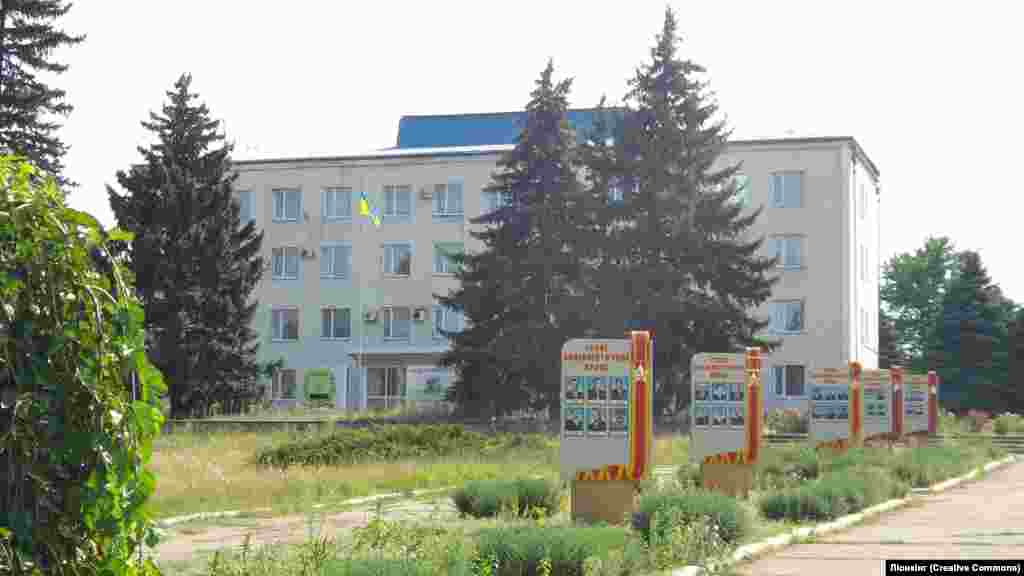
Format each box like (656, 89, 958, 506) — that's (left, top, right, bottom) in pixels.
(0, 156, 164, 575)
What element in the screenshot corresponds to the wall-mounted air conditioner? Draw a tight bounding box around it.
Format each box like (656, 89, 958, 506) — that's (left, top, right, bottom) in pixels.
(301, 248, 316, 259)
(419, 186, 433, 200)
(364, 308, 378, 322)
(413, 307, 427, 322)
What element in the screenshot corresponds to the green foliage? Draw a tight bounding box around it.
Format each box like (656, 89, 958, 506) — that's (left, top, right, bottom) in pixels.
(766, 409, 809, 434)
(755, 445, 819, 489)
(634, 487, 750, 545)
(108, 73, 266, 419)
(675, 462, 702, 489)
(474, 525, 630, 576)
(993, 413, 1024, 435)
(0, 156, 165, 574)
(253, 424, 550, 468)
(451, 478, 559, 519)
(759, 467, 906, 522)
(0, 1, 85, 185)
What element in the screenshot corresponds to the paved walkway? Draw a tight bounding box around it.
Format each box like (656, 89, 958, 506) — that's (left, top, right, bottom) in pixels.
(735, 461, 1024, 575)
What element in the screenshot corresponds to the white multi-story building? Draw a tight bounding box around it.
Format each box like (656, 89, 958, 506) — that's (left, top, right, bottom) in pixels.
(232, 110, 881, 413)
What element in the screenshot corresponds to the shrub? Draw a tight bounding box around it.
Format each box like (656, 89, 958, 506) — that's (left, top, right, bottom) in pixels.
(760, 466, 908, 522)
(0, 157, 164, 574)
(474, 525, 631, 576)
(633, 488, 749, 545)
(767, 408, 809, 434)
(452, 478, 559, 518)
(676, 462, 702, 489)
(755, 445, 819, 489)
(993, 413, 1024, 436)
(254, 424, 549, 468)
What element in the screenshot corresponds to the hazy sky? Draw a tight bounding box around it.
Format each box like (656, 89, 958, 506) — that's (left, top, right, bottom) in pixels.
(55, 1, 1023, 300)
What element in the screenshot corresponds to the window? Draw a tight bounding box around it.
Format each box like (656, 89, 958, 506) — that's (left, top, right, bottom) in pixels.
(323, 187, 352, 220)
(434, 243, 462, 275)
(770, 300, 804, 333)
(237, 190, 254, 223)
(481, 189, 514, 214)
(321, 307, 351, 340)
(383, 243, 412, 276)
(320, 244, 351, 278)
(383, 307, 411, 340)
(367, 367, 405, 411)
(433, 181, 464, 216)
(730, 174, 751, 207)
(271, 307, 299, 341)
(383, 185, 412, 216)
(272, 247, 299, 280)
(770, 365, 806, 397)
(769, 236, 803, 268)
(769, 172, 802, 208)
(272, 189, 301, 221)
(433, 305, 465, 339)
(272, 368, 297, 399)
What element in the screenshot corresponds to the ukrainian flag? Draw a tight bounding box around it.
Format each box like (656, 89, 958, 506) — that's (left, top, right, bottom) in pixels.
(359, 192, 381, 228)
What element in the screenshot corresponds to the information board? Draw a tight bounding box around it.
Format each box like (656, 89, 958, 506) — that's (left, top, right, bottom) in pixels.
(809, 367, 852, 444)
(861, 369, 892, 439)
(560, 336, 653, 481)
(904, 373, 929, 434)
(690, 353, 746, 463)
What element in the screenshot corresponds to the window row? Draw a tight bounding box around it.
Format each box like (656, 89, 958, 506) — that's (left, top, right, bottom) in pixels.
(270, 243, 462, 280)
(270, 306, 465, 342)
(269, 366, 417, 408)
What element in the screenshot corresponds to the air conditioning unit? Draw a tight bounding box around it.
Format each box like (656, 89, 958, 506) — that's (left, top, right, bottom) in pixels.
(419, 186, 433, 200)
(413, 307, 427, 322)
(300, 248, 316, 259)
(364, 308, 378, 322)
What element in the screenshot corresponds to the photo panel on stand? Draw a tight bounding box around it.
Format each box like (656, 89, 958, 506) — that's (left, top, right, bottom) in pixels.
(565, 376, 580, 401)
(564, 405, 585, 436)
(837, 404, 849, 421)
(586, 405, 608, 435)
(730, 405, 744, 427)
(694, 405, 709, 427)
(611, 406, 628, 435)
(610, 376, 627, 402)
(813, 386, 824, 401)
(712, 383, 728, 401)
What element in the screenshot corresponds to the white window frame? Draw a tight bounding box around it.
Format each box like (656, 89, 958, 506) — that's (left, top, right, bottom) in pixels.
(237, 190, 254, 224)
(770, 364, 806, 398)
(383, 306, 412, 341)
(770, 300, 804, 334)
(481, 188, 514, 214)
(272, 188, 302, 222)
(432, 305, 464, 339)
(433, 180, 464, 217)
(320, 307, 351, 340)
(272, 246, 300, 280)
(433, 243, 462, 275)
(366, 366, 406, 411)
(769, 235, 804, 269)
(769, 171, 803, 208)
(322, 187, 352, 221)
(383, 243, 412, 277)
(271, 306, 300, 342)
(383, 185, 412, 217)
(320, 243, 352, 279)
(272, 368, 298, 399)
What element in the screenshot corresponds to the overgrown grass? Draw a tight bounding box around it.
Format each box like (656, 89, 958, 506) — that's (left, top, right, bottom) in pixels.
(993, 413, 1024, 435)
(452, 478, 560, 519)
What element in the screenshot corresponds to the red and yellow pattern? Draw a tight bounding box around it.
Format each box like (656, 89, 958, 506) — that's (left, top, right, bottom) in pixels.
(816, 438, 850, 452)
(891, 367, 904, 438)
(628, 331, 653, 481)
(702, 449, 751, 465)
(575, 464, 643, 482)
(927, 371, 939, 435)
(849, 361, 863, 446)
(745, 348, 763, 464)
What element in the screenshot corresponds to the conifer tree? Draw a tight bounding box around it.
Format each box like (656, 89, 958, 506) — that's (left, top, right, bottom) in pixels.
(108, 74, 266, 418)
(578, 8, 778, 414)
(0, 0, 84, 185)
(438, 60, 583, 418)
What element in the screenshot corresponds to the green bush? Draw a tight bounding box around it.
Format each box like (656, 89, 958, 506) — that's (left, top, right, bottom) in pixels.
(767, 408, 809, 434)
(676, 462, 702, 489)
(0, 157, 164, 574)
(759, 466, 908, 522)
(993, 413, 1024, 435)
(452, 478, 559, 518)
(474, 525, 631, 576)
(634, 488, 749, 545)
(254, 424, 549, 468)
(755, 445, 819, 489)
(324, 557, 475, 576)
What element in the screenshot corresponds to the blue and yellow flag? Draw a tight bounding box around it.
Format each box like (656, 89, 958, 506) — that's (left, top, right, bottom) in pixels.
(359, 192, 380, 228)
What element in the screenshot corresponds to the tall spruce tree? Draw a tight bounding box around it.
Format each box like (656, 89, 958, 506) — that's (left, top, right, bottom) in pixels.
(0, 0, 84, 185)
(1008, 307, 1024, 412)
(926, 251, 1006, 412)
(577, 8, 778, 414)
(108, 74, 265, 418)
(438, 60, 583, 418)
(878, 308, 905, 369)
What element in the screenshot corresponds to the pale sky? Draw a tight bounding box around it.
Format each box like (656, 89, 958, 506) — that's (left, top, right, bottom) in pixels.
(55, 1, 1023, 301)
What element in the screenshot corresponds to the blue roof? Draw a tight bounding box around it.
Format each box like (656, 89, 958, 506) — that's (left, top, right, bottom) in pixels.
(396, 109, 623, 149)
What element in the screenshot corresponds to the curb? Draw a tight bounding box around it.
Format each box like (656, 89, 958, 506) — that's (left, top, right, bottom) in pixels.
(155, 485, 458, 529)
(673, 454, 1017, 576)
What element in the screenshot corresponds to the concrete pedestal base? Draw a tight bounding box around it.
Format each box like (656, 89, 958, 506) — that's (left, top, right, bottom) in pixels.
(701, 462, 754, 498)
(570, 480, 638, 525)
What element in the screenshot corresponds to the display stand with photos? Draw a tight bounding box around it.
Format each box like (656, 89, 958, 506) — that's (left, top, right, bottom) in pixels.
(809, 362, 863, 453)
(689, 348, 763, 497)
(560, 332, 653, 525)
(861, 368, 893, 444)
(899, 370, 937, 447)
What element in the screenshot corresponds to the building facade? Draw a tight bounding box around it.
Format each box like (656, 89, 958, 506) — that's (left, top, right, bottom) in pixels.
(233, 111, 881, 414)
